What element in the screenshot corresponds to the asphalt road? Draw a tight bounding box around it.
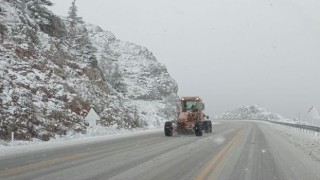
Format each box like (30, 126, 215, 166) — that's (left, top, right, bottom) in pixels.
(1, 121, 320, 180)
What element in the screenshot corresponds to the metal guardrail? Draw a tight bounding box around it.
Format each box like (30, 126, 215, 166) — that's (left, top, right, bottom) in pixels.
(269, 120, 320, 133)
(213, 118, 320, 133)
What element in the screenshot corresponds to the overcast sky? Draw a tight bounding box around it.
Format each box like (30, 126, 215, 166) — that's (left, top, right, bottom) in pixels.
(50, 0, 320, 120)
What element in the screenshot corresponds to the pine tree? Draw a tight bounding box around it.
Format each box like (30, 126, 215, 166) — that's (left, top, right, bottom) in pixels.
(22, 0, 65, 37)
(25, 0, 53, 25)
(66, 0, 86, 42)
(132, 108, 140, 128)
(0, 21, 7, 43)
(66, 0, 97, 67)
(67, 0, 83, 33)
(39, 0, 52, 6)
(0, 3, 7, 43)
(21, 0, 53, 6)
(0, 72, 4, 128)
(110, 64, 126, 93)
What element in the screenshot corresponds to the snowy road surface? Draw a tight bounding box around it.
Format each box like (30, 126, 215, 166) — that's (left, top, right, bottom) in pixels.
(1, 121, 320, 180)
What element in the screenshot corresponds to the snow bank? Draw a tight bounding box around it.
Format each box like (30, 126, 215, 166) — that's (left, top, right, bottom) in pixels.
(0, 127, 162, 157)
(271, 123, 320, 161)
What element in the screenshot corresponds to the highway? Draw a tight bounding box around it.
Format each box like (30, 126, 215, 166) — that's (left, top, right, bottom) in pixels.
(1, 121, 320, 180)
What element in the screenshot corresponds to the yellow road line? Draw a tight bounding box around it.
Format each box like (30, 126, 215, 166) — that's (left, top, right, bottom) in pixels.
(195, 125, 246, 180)
(0, 152, 89, 177)
(0, 136, 161, 177)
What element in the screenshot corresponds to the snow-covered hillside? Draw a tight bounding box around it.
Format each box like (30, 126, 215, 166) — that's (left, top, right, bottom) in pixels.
(0, 1, 178, 141)
(220, 105, 285, 121)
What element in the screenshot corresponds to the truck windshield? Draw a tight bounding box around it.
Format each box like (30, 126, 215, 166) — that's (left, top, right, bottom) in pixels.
(182, 100, 199, 112)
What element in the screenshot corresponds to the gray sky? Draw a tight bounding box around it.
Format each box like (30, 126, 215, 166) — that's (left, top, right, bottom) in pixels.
(50, 0, 320, 120)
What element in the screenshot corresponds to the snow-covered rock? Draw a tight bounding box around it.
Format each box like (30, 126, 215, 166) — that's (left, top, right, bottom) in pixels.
(0, 1, 178, 142)
(220, 105, 285, 121)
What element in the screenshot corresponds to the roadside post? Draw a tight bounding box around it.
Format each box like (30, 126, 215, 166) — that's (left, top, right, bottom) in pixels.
(11, 132, 14, 146)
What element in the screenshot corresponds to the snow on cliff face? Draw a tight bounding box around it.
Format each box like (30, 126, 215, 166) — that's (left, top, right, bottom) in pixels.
(87, 24, 178, 128)
(0, 2, 178, 141)
(87, 24, 178, 101)
(220, 105, 284, 120)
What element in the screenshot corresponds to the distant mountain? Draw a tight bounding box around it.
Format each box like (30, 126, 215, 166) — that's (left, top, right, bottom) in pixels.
(0, 1, 178, 141)
(220, 105, 284, 121)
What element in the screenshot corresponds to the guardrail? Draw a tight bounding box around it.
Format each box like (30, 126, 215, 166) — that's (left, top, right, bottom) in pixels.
(269, 120, 320, 134)
(213, 118, 320, 134)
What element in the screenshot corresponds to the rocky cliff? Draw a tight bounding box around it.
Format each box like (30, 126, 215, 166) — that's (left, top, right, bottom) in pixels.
(0, 1, 178, 141)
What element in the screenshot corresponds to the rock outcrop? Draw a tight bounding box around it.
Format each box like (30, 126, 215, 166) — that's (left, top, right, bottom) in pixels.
(0, 1, 178, 141)
(220, 105, 284, 120)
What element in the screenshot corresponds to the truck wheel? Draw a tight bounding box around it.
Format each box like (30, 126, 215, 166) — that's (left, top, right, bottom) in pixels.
(164, 121, 173, 136)
(208, 121, 212, 133)
(203, 121, 212, 133)
(195, 121, 202, 136)
(203, 121, 209, 133)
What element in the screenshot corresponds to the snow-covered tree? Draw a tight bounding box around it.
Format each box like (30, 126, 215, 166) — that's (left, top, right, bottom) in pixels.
(0, 72, 3, 129)
(132, 108, 144, 128)
(67, 0, 83, 33)
(75, 28, 97, 64)
(66, 0, 84, 39)
(0, 3, 7, 43)
(99, 44, 114, 78)
(18, 0, 65, 37)
(0, 21, 7, 43)
(24, 0, 53, 6)
(66, 0, 97, 66)
(25, 0, 53, 25)
(110, 64, 127, 93)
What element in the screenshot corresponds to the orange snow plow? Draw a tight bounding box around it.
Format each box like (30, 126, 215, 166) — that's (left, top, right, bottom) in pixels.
(164, 96, 211, 136)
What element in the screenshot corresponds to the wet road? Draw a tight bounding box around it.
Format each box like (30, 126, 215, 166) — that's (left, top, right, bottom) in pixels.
(0, 121, 320, 180)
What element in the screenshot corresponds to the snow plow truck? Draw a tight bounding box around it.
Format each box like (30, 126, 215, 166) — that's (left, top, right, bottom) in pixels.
(164, 96, 212, 136)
